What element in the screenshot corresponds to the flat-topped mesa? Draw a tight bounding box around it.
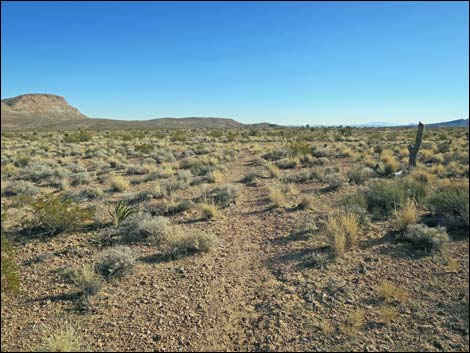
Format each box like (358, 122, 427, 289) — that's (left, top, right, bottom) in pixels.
(1, 93, 85, 117)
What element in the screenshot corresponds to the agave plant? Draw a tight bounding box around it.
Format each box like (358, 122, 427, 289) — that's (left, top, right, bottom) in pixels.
(109, 200, 139, 227)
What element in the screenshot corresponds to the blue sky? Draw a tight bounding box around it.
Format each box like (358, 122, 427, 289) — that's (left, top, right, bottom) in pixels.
(1, 1, 468, 125)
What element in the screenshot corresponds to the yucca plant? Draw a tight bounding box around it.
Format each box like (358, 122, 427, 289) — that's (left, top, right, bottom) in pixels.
(109, 200, 139, 227)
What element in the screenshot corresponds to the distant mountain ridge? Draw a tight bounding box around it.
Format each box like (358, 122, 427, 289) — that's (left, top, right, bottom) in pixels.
(1, 93, 468, 130)
(1, 94, 277, 130)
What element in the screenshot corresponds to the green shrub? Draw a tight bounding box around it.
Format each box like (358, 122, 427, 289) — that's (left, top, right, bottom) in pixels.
(64, 129, 92, 143)
(363, 179, 426, 217)
(31, 194, 95, 236)
(427, 183, 469, 231)
(1, 235, 20, 298)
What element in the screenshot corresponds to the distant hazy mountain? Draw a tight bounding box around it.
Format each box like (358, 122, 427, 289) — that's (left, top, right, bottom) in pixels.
(352, 119, 469, 128)
(1, 94, 277, 130)
(351, 122, 400, 127)
(421, 119, 469, 128)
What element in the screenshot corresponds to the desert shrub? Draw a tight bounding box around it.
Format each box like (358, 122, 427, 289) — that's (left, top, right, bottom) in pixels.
(276, 158, 299, 169)
(312, 149, 329, 158)
(64, 129, 92, 143)
(323, 172, 346, 189)
(340, 213, 360, 247)
(1, 180, 40, 197)
(427, 182, 469, 231)
(397, 224, 448, 251)
(70, 172, 91, 186)
(126, 164, 151, 175)
(14, 155, 30, 168)
(296, 195, 315, 210)
(347, 167, 373, 184)
(200, 203, 220, 220)
(203, 184, 239, 208)
(109, 200, 139, 226)
(377, 281, 409, 303)
(71, 264, 102, 296)
(313, 157, 329, 166)
(377, 306, 398, 325)
(159, 199, 194, 216)
(1, 235, 20, 298)
(162, 230, 218, 258)
(266, 163, 280, 178)
(326, 212, 360, 258)
(41, 320, 81, 352)
(402, 179, 428, 206)
(21, 162, 54, 181)
(287, 141, 311, 158)
(242, 172, 260, 185)
(207, 170, 224, 183)
(268, 185, 286, 208)
(393, 199, 417, 232)
(31, 194, 95, 236)
(119, 214, 172, 244)
(95, 246, 135, 279)
(283, 169, 317, 183)
(364, 180, 407, 217)
(341, 192, 368, 224)
(76, 187, 103, 200)
(326, 218, 345, 258)
(262, 148, 289, 161)
(109, 176, 130, 192)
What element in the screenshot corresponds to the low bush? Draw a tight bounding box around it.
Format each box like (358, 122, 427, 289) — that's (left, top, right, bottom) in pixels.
(397, 224, 448, 251)
(71, 264, 102, 296)
(427, 182, 469, 231)
(323, 172, 346, 189)
(31, 194, 95, 236)
(119, 214, 172, 244)
(162, 229, 218, 258)
(95, 246, 135, 279)
(203, 184, 240, 208)
(268, 185, 286, 208)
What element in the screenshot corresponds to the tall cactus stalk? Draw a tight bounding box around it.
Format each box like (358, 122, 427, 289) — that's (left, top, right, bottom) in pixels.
(408, 121, 424, 169)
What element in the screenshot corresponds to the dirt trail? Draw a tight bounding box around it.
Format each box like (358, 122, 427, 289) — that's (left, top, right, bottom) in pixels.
(189, 155, 310, 351)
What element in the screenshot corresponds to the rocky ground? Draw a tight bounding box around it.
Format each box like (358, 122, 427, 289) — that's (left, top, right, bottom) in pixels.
(1, 151, 469, 352)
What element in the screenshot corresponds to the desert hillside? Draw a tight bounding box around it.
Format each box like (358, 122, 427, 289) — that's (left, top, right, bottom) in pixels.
(1, 94, 277, 130)
(1, 94, 89, 130)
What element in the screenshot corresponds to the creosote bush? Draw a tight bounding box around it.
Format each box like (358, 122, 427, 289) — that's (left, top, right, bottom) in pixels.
(1, 234, 20, 298)
(427, 182, 469, 231)
(31, 194, 95, 236)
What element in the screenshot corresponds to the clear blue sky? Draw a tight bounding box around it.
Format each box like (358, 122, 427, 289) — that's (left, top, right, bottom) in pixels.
(1, 1, 468, 125)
